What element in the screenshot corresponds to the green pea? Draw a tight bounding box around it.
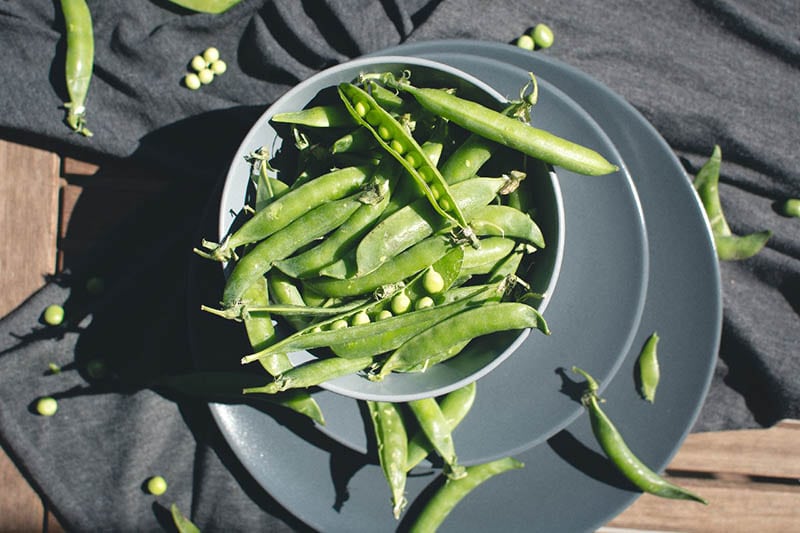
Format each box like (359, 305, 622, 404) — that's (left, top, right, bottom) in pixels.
(190, 54, 206, 72)
(43, 304, 65, 326)
(532, 23, 554, 49)
(366, 109, 383, 126)
(415, 296, 434, 310)
(184, 73, 201, 90)
(391, 292, 412, 314)
(48, 363, 61, 375)
(377, 124, 391, 140)
(210, 59, 227, 75)
(516, 34, 534, 50)
(147, 475, 168, 495)
(36, 397, 58, 416)
(354, 100, 369, 117)
(376, 309, 393, 320)
(330, 319, 349, 330)
(390, 139, 406, 155)
(202, 46, 220, 63)
(423, 268, 445, 294)
(351, 311, 371, 326)
(780, 198, 800, 218)
(198, 68, 214, 84)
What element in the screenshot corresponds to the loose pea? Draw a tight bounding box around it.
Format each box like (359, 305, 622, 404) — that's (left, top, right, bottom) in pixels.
(184, 73, 201, 90)
(198, 68, 214, 84)
(48, 363, 61, 374)
(330, 319, 349, 330)
(391, 292, 412, 315)
(351, 311, 371, 326)
(780, 198, 800, 218)
(415, 296, 434, 310)
(423, 268, 445, 294)
(190, 54, 206, 72)
(376, 309, 393, 320)
(532, 23, 554, 49)
(210, 59, 227, 75)
(202, 46, 220, 63)
(36, 397, 58, 416)
(43, 304, 65, 326)
(147, 475, 168, 495)
(516, 34, 534, 50)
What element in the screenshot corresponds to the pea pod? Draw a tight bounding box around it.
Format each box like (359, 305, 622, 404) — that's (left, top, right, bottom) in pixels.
(338, 83, 478, 246)
(572, 367, 707, 504)
(222, 194, 365, 307)
(243, 355, 374, 394)
(469, 204, 545, 247)
(357, 177, 510, 276)
(271, 105, 355, 128)
(636, 332, 660, 403)
(366, 400, 408, 519)
(196, 165, 373, 262)
(170, 503, 200, 533)
(409, 456, 525, 533)
(387, 75, 619, 176)
(459, 237, 519, 276)
(407, 398, 466, 479)
(167, 0, 241, 14)
(60, 0, 94, 137)
(377, 301, 548, 378)
(406, 382, 477, 471)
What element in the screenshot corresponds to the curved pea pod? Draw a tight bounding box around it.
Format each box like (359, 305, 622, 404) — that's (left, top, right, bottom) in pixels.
(408, 456, 525, 533)
(366, 79, 406, 110)
(407, 398, 466, 479)
(357, 177, 510, 276)
(572, 367, 707, 504)
(406, 382, 477, 471)
(377, 302, 549, 378)
(242, 355, 374, 394)
(459, 236, 519, 277)
(469, 204, 545, 248)
(331, 127, 376, 154)
(221, 194, 365, 307)
(391, 79, 619, 176)
(714, 232, 772, 261)
(196, 165, 373, 262)
(271, 104, 355, 128)
(274, 165, 399, 279)
(338, 83, 477, 245)
(366, 401, 408, 519)
(304, 235, 454, 298)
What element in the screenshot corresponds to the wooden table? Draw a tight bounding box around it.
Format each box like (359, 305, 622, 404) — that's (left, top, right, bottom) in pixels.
(1, 138, 798, 531)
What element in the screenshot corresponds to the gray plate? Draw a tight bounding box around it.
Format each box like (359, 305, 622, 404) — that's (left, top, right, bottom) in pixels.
(207, 40, 720, 532)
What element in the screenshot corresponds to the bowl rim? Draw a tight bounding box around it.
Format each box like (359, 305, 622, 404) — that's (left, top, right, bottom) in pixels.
(217, 55, 565, 402)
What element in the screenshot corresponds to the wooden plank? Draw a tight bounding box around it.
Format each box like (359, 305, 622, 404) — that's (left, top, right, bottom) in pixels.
(0, 140, 59, 315)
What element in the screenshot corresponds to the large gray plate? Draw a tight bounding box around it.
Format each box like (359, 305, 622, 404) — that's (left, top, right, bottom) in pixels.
(207, 41, 720, 532)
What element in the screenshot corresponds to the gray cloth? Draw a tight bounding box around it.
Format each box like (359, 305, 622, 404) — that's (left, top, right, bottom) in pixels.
(0, 0, 798, 530)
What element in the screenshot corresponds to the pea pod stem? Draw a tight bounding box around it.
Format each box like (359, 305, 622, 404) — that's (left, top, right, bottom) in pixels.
(571, 367, 707, 504)
(61, 0, 94, 137)
(385, 74, 619, 176)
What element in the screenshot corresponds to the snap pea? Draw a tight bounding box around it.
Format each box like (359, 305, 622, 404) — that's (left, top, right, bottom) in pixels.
(407, 398, 466, 479)
(377, 302, 548, 378)
(459, 236, 519, 275)
(305, 235, 454, 298)
(692, 145, 771, 261)
(338, 83, 478, 245)
(221, 194, 365, 307)
(170, 504, 200, 533)
(406, 382, 477, 471)
(357, 177, 510, 276)
(366, 400, 408, 519)
(271, 105, 355, 128)
(469, 204, 545, 247)
(571, 367, 707, 504)
(636, 332, 660, 403)
(167, 0, 241, 14)
(365, 79, 406, 110)
(196, 165, 372, 262)
(409, 456, 525, 533)
(60, 0, 94, 137)
(331, 127, 376, 154)
(242, 355, 374, 394)
(387, 76, 618, 176)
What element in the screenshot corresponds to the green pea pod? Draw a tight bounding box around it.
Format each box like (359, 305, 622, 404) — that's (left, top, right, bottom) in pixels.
(222, 194, 365, 307)
(338, 83, 478, 246)
(692, 145, 771, 261)
(572, 367, 707, 504)
(366, 400, 408, 519)
(378, 302, 548, 378)
(331, 127, 377, 154)
(459, 237, 519, 276)
(389, 77, 619, 176)
(271, 104, 355, 128)
(357, 177, 510, 276)
(636, 332, 660, 403)
(305, 235, 454, 298)
(167, 0, 241, 14)
(170, 504, 200, 533)
(406, 382, 477, 471)
(196, 165, 372, 262)
(407, 398, 466, 479)
(243, 355, 374, 394)
(409, 457, 525, 533)
(61, 0, 94, 137)
(469, 204, 545, 248)
(366, 80, 406, 110)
